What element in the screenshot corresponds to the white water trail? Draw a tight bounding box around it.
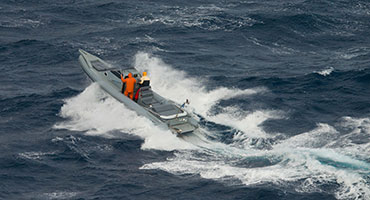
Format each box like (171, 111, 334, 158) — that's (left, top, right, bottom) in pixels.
(143, 122, 370, 200)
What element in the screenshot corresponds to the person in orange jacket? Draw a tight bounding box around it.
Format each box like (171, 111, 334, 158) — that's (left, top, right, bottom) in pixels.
(121, 72, 137, 100)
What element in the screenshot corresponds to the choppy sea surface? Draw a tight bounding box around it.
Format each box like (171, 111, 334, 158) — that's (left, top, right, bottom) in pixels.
(1, 0, 370, 199)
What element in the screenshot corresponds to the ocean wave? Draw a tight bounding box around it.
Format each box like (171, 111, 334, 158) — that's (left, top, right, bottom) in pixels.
(42, 191, 78, 200)
(0, 17, 45, 29)
(18, 151, 57, 161)
(128, 5, 262, 31)
(315, 67, 334, 76)
(336, 47, 370, 60)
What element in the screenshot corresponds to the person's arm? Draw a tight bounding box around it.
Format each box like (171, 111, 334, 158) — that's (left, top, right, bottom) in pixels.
(121, 74, 126, 82)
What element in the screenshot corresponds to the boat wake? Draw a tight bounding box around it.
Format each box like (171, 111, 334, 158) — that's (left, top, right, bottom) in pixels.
(55, 52, 370, 200)
(54, 83, 195, 151)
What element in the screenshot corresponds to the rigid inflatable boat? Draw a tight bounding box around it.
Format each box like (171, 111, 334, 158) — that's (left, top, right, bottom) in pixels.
(78, 49, 198, 135)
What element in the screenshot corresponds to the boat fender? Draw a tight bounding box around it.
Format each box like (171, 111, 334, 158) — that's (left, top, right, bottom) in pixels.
(134, 88, 141, 101)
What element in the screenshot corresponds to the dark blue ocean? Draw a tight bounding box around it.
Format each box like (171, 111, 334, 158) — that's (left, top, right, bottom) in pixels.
(1, 0, 370, 199)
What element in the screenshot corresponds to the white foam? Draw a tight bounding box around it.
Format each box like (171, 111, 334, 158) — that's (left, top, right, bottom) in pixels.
(0, 17, 44, 28)
(335, 170, 370, 200)
(142, 121, 370, 200)
(326, 116, 370, 163)
(142, 144, 369, 199)
(42, 191, 78, 199)
(275, 123, 339, 148)
(54, 83, 194, 151)
(268, 123, 370, 199)
(18, 151, 56, 160)
(142, 149, 312, 185)
(316, 67, 334, 76)
(214, 108, 282, 139)
(341, 116, 370, 135)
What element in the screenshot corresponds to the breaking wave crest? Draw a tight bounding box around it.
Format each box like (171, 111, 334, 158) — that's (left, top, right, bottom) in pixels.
(316, 67, 334, 76)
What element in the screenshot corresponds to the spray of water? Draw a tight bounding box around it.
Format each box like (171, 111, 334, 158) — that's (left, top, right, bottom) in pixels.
(133, 52, 275, 138)
(54, 83, 195, 151)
